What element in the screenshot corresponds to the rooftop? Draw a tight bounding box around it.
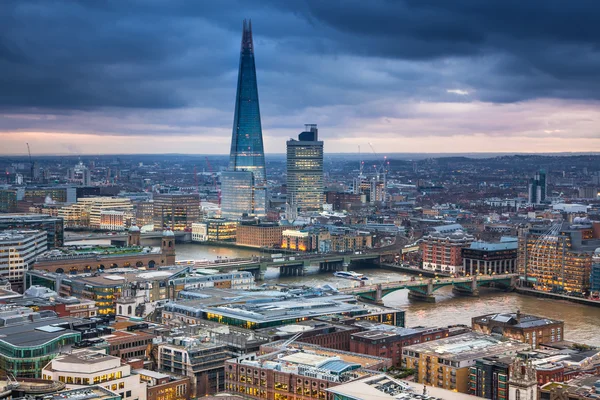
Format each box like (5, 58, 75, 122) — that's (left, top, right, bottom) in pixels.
(39, 386, 119, 400)
(327, 374, 482, 400)
(0, 317, 82, 347)
(403, 332, 529, 362)
(473, 312, 563, 329)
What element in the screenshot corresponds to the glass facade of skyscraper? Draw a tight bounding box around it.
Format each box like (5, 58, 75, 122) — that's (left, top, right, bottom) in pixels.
(286, 124, 324, 211)
(228, 19, 266, 185)
(222, 19, 267, 219)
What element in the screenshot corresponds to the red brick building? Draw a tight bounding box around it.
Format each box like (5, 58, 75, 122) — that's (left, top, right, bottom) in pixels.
(137, 369, 191, 400)
(349, 326, 449, 366)
(103, 329, 155, 359)
(420, 230, 474, 274)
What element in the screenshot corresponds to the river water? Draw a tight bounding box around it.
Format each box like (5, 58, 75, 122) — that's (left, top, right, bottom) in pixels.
(65, 241, 600, 346)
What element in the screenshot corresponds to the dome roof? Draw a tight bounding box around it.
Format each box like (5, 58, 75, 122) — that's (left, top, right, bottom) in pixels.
(129, 225, 140, 232)
(162, 229, 175, 237)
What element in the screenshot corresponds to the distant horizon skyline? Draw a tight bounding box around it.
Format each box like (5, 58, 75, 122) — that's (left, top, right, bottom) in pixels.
(2, 2, 600, 155)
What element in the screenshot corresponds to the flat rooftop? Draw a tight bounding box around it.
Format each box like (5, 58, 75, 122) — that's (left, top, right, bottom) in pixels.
(327, 374, 482, 400)
(403, 332, 529, 362)
(0, 317, 83, 347)
(42, 386, 118, 400)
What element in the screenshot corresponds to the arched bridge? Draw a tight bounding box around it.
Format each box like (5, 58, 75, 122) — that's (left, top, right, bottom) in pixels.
(341, 274, 518, 303)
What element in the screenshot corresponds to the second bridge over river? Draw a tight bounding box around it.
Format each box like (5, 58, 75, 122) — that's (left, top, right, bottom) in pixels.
(340, 274, 518, 303)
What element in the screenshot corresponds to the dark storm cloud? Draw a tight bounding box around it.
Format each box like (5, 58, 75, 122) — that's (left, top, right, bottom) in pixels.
(0, 0, 600, 133)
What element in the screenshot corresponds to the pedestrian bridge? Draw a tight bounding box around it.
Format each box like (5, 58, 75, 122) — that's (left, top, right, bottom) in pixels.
(340, 274, 518, 303)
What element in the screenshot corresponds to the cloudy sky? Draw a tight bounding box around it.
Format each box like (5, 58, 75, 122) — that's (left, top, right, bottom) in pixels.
(1, 0, 599, 155)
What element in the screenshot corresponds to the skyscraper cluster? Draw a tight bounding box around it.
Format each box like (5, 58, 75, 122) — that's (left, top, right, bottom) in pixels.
(222, 20, 325, 220)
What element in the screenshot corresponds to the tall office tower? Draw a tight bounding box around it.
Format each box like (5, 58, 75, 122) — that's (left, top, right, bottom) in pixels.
(221, 19, 267, 220)
(286, 124, 324, 211)
(528, 169, 547, 204)
(153, 193, 200, 231)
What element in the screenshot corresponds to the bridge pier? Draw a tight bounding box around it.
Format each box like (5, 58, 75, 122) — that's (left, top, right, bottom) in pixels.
(452, 276, 480, 297)
(319, 260, 345, 273)
(407, 280, 436, 303)
(280, 265, 305, 277)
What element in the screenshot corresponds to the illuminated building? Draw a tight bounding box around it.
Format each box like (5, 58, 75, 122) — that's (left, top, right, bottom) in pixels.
(468, 357, 510, 400)
(163, 294, 367, 330)
(152, 193, 200, 231)
(222, 20, 267, 220)
(58, 197, 133, 230)
(472, 311, 564, 349)
(517, 222, 600, 294)
(28, 267, 184, 315)
(135, 201, 155, 227)
(0, 229, 47, 292)
(42, 349, 147, 400)
(236, 222, 285, 247)
(136, 369, 190, 400)
(281, 229, 326, 252)
(191, 218, 238, 242)
(0, 189, 18, 212)
(420, 230, 474, 274)
(100, 210, 126, 231)
(286, 124, 324, 211)
(226, 342, 390, 400)
(402, 332, 529, 393)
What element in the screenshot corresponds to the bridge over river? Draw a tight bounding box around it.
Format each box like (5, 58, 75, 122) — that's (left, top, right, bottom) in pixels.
(340, 274, 518, 303)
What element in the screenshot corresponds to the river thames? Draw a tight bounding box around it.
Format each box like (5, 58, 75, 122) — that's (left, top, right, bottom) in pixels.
(65, 240, 600, 346)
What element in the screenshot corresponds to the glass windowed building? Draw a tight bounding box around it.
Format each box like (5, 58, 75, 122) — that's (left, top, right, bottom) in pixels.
(221, 19, 267, 220)
(286, 124, 324, 211)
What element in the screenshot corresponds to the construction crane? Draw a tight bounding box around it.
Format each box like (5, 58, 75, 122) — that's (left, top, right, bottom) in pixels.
(205, 157, 221, 205)
(26, 143, 34, 182)
(368, 142, 390, 205)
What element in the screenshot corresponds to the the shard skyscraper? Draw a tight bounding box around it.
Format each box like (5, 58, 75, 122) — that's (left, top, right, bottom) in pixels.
(221, 20, 267, 220)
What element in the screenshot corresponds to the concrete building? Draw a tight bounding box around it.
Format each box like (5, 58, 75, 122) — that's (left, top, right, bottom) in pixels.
(0, 214, 63, 247)
(157, 337, 232, 397)
(153, 193, 200, 231)
(42, 349, 147, 400)
(59, 197, 133, 230)
(350, 326, 449, 367)
(462, 237, 518, 276)
(421, 230, 475, 274)
(0, 229, 47, 291)
(472, 311, 564, 349)
(402, 332, 529, 393)
(286, 124, 324, 212)
(236, 222, 286, 247)
(103, 329, 155, 359)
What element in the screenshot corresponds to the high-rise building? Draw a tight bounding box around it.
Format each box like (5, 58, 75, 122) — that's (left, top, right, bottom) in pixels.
(0, 229, 47, 292)
(286, 124, 324, 211)
(528, 169, 547, 204)
(221, 19, 267, 220)
(153, 193, 200, 231)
